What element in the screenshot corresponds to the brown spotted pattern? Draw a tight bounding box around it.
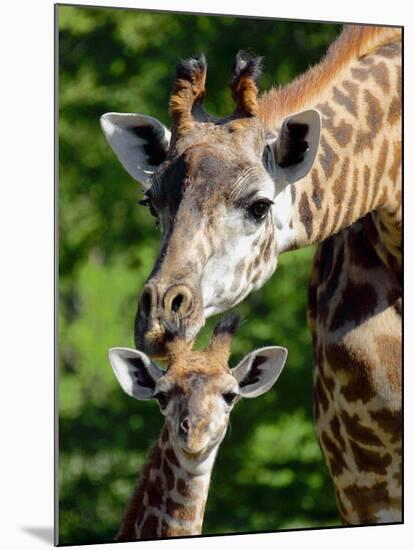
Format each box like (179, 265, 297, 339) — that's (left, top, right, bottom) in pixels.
(116, 425, 211, 542)
(309, 217, 401, 525)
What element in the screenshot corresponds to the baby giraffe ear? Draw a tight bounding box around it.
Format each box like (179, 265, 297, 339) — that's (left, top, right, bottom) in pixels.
(100, 113, 171, 190)
(266, 109, 321, 185)
(232, 346, 288, 398)
(108, 347, 164, 400)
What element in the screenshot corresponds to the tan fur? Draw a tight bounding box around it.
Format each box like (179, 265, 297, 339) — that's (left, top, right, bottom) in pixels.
(232, 73, 260, 116)
(169, 63, 207, 137)
(259, 25, 402, 126)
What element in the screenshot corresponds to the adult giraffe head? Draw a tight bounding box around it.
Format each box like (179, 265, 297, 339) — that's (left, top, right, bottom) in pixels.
(101, 52, 321, 357)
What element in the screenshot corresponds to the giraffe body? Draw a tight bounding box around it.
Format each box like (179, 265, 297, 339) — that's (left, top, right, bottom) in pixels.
(101, 25, 402, 525)
(266, 34, 402, 524)
(109, 316, 287, 540)
(309, 217, 401, 524)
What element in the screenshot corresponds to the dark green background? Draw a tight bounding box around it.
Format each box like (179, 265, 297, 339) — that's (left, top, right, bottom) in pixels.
(58, 5, 342, 545)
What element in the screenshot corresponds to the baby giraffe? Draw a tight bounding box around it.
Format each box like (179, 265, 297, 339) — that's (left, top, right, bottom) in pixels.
(108, 315, 287, 541)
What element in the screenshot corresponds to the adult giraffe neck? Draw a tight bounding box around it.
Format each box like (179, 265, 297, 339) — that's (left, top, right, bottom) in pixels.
(260, 27, 401, 255)
(116, 425, 213, 541)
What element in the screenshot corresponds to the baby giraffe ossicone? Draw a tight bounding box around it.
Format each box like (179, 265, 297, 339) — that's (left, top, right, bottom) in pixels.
(108, 315, 287, 541)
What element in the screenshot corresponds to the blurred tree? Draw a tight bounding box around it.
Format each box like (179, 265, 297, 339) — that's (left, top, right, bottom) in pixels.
(58, 5, 342, 545)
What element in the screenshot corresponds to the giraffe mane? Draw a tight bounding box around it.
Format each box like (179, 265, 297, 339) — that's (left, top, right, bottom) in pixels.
(259, 24, 402, 126)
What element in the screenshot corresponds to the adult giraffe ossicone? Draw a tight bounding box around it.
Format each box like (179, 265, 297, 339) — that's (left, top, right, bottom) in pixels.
(101, 25, 402, 525)
(109, 316, 287, 540)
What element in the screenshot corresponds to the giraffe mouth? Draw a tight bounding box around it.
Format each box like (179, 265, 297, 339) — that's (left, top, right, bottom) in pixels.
(179, 445, 209, 459)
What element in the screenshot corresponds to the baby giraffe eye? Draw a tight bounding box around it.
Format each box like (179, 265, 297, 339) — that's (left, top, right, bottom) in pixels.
(154, 391, 169, 409)
(222, 391, 238, 406)
(248, 199, 273, 222)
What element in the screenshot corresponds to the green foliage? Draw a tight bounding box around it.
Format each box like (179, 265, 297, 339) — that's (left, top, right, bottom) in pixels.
(58, 5, 341, 545)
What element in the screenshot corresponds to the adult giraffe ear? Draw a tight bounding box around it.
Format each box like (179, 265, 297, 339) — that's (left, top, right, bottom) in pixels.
(108, 347, 164, 400)
(266, 109, 321, 185)
(232, 346, 288, 398)
(100, 113, 171, 190)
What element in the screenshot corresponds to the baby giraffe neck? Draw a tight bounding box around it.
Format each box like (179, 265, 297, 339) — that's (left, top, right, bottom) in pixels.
(116, 425, 213, 541)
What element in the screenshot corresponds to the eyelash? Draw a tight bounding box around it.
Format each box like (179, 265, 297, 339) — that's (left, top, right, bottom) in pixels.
(246, 198, 274, 223)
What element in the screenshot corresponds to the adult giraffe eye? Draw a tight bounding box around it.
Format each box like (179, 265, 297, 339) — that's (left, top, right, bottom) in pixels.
(222, 392, 238, 406)
(154, 391, 169, 409)
(248, 199, 273, 222)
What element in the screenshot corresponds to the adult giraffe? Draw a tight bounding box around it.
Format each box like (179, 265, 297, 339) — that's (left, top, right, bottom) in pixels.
(100, 25, 402, 525)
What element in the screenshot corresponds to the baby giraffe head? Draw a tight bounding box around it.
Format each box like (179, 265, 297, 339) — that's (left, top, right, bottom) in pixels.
(108, 315, 287, 474)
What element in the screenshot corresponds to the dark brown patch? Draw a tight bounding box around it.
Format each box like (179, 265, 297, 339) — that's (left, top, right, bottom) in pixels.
(166, 497, 196, 521)
(335, 491, 349, 522)
(331, 157, 350, 233)
(360, 165, 371, 214)
(387, 97, 400, 126)
(299, 192, 313, 240)
(360, 56, 374, 66)
(349, 439, 392, 475)
(340, 409, 383, 446)
(153, 445, 162, 470)
(176, 477, 189, 497)
(311, 169, 324, 209)
(370, 138, 389, 210)
(354, 90, 384, 154)
(332, 81, 358, 117)
(317, 242, 345, 319)
(147, 484, 163, 508)
(161, 427, 169, 444)
(330, 416, 347, 451)
(316, 209, 330, 242)
(139, 514, 159, 538)
(230, 258, 246, 292)
(388, 141, 401, 182)
(351, 67, 370, 81)
(318, 236, 335, 282)
(343, 482, 389, 523)
(370, 409, 402, 443)
(393, 468, 402, 488)
(330, 281, 378, 332)
(290, 184, 296, 205)
(321, 431, 348, 476)
(343, 167, 359, 228)
(376, 42, 401, 59)
(347, 226, 381, 269)
(319, 136, 339, 179)
(365, 89, 384, 136)
(163, 458, 175, 492)
(371, 62, 390, 93)
(325, 342, 376, 404)
(316, 101, 335, 118)
(314, 375, 329, 412)
(165, 447, 180, 468)
(329, 119, 353, 146)
(262, 235, 273, 263)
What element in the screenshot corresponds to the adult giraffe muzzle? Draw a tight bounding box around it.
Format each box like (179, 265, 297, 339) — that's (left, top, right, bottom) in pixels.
(100, 52, 321, 357)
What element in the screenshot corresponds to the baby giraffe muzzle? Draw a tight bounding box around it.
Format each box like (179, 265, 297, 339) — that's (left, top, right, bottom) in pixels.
(108, 315, 287, 540)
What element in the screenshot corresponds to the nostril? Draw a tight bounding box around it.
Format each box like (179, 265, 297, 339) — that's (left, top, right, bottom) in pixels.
(171, 293, 184, 314)
(163, 285, 193, 318)
(140, 287, 153, 317)
(180, 418, 190, 435)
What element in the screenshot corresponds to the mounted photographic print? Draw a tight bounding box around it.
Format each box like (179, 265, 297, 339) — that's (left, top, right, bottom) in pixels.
(56, 3, 402, 545)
